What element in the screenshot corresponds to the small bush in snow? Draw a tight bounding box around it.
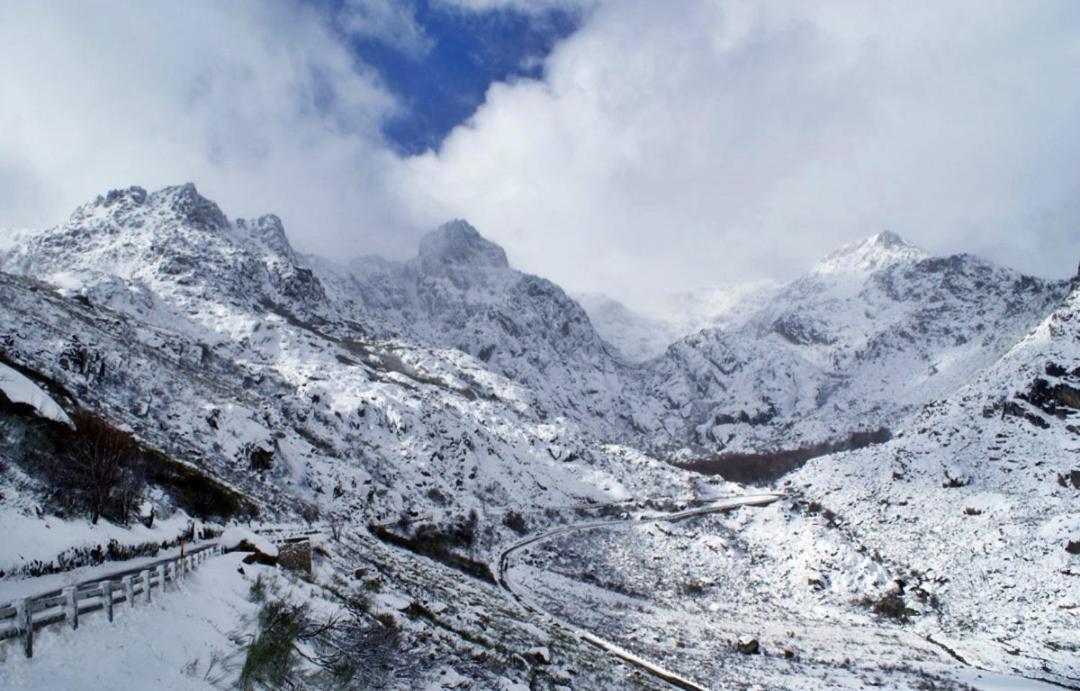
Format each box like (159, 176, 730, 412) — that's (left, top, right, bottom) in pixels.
(859, 587, 913, 622)
(20, 411, 146, 524)
(502, 510, 529, 535)
(241, 601, 305, 689)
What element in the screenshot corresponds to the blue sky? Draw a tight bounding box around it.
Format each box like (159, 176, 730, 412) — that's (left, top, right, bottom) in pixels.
(325, 0, 581, 154)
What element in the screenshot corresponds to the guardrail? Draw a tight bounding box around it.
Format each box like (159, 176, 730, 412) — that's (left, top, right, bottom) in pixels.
(0, 542, 221, 658)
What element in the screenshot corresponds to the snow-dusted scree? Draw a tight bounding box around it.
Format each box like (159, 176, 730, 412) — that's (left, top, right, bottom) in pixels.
(0, 184, 1076, 689)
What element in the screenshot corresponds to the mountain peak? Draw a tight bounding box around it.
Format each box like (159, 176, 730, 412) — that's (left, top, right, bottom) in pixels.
(418, 219, 509, 271)
(234, 214, 294, 259)
(151, 183, 228, 232)
(70, 183, 228, 234)
(812, 230, 928, 276)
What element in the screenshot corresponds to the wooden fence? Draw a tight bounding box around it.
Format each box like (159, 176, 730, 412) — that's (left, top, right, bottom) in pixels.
(0, 543, 220, 658)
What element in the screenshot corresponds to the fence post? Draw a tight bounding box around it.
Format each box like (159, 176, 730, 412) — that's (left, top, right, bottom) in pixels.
(141, 570, 152, 604)
(123, 575, 135, 608)
(63, 586, 78, 630)
(14, 599, 32, 658)
(102, 581, 114, 622)
(156, 565, 167, 592)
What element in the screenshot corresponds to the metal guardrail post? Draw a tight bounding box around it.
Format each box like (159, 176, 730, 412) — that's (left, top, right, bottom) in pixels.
(141, 570, 152, 604)
(156, 565, 167, 592)
(123, 575, 135, 608)
(102, 581, 114, 622)
(14, 599, 32, 658)
(63, 586, 78, 630)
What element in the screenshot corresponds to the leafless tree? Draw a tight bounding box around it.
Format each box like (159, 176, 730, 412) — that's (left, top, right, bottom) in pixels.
(57, 412, 145, 524)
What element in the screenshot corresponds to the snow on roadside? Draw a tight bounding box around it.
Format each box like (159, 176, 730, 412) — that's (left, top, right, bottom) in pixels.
(0, 362, 72, 427)
(0, 505, 198, 567)
(0, 508, 204, 586)
(0, 553, 260, 690)
(219, 527, 278, 558)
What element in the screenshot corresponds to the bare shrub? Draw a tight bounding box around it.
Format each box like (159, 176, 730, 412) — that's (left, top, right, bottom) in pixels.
(28, 411, 145, 524)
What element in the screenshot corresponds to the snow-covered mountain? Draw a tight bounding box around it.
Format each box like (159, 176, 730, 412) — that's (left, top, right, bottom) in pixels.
(1, 184, 1075, 688)
(636, 231, 1069, 459)
(748, 277, 1080, 682)
(309, 220, 630, 433)
(0, 185, 694, 535)
(576, 282, 779, 362)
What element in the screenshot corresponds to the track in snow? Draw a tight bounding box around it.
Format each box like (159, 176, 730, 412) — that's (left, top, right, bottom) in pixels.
(496, 493, 783, 691)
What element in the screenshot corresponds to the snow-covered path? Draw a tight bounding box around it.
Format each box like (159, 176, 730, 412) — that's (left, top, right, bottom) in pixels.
(497, 494, 1075, 691)
(0, 552, 257, 690)
(496, 493, 783, 691)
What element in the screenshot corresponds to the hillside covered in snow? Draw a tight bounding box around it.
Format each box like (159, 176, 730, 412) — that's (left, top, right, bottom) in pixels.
(0, 184, 1076, 689)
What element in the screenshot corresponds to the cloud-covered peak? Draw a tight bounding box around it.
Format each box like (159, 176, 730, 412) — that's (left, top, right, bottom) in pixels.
(418, 219, 509, 270)
(812, 230, 928, 276)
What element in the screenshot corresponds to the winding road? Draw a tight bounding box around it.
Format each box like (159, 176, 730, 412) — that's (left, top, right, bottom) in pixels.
(496, 493, 783, 691)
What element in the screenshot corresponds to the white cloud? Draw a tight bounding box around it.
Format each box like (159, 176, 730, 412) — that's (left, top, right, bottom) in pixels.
(1, 0, 1078, 307)
(338, 0, 435, 59)
(436, 0, 596, 13)
(0, 0, 421, 259)
(406, 0, 1080, 305)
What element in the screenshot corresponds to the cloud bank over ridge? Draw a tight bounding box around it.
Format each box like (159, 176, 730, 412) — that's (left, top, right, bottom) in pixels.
(3, 0, 1078, 306)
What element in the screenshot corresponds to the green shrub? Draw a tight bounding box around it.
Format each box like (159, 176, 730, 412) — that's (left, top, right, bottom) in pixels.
(240, 601, 305, 689)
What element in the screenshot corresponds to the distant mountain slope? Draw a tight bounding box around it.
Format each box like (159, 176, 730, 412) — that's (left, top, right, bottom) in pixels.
(310, 220, 631, 434)
(576, 282, 778, 363)
(753, 278, 1080, 683)
(635, 232, 1069, 459)
(573, 292, 678, 362)
(0, 186, 698, 536)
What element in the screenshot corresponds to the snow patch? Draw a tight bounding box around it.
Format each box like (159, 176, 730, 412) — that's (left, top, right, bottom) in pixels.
(0, 362, 73, 427)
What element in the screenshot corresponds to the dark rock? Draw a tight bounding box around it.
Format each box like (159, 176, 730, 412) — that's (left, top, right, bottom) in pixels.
(278, 539, 312, 575)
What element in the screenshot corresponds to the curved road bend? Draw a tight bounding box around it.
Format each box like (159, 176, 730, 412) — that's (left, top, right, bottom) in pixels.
(496, 493, 784, 691)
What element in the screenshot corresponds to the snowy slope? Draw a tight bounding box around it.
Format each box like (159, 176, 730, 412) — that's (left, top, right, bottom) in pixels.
(309, 219, 632, 437)
(753, 278, 1080, 682)
(0, 187, 702, 543)
(635, 232, 1069, 458)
